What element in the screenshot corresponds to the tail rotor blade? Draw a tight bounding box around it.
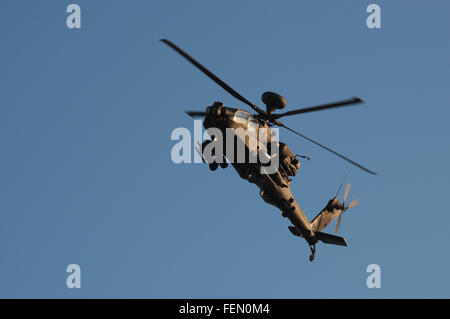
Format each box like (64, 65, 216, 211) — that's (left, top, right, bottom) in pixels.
(347, 198, 359, 209)
(343, 183, 351, 204)
(334, 213, 343, 234)
(336, 182, 344, 197)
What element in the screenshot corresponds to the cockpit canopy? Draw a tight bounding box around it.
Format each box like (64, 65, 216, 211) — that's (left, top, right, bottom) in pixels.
(232, 110, 259, 132)
(233, 110, 250, 124)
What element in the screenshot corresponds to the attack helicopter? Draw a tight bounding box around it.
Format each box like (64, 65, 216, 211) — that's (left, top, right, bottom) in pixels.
(161, 39, 376, 261)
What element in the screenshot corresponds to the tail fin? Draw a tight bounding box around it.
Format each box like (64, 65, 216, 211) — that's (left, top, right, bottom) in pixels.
(311, 197, 342, 232)
(315, 231, 347, 246)
(311, 183, 358, 233)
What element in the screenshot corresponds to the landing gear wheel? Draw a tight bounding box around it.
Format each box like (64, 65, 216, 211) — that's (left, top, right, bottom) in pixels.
(309, 254, 315, 262)
(209, 162, 218, 171)
(219, 161, 228, 168)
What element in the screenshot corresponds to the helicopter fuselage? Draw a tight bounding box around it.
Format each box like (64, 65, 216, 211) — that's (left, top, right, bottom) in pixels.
(161, 39, 366, 261)
(200, 102, 316, 242)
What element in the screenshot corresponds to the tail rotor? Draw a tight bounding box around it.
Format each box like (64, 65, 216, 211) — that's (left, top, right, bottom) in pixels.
(334, 183, 359, 234)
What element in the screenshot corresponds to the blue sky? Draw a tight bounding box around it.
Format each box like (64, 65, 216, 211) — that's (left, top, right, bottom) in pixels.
(0, 0, 449, 298)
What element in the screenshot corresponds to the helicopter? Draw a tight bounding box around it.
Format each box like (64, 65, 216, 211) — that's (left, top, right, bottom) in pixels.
(161, 39, 376, 262)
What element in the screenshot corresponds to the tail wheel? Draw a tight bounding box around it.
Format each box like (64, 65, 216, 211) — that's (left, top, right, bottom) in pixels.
(309, 244, 316, 262)
(209, 162, 219, 171)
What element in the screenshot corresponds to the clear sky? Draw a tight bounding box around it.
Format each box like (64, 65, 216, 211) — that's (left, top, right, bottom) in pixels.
(1, 0, 449, 298)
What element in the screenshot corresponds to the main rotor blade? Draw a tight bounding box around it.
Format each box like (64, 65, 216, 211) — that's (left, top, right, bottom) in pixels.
(272, 97, 363, 119)
(161, 39, 265, 115)
(274, 121, 377, 175)
(185, 111, 208, 118)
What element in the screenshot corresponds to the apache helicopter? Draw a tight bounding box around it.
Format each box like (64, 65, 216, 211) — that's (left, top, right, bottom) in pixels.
(161, 39, 376, 261)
